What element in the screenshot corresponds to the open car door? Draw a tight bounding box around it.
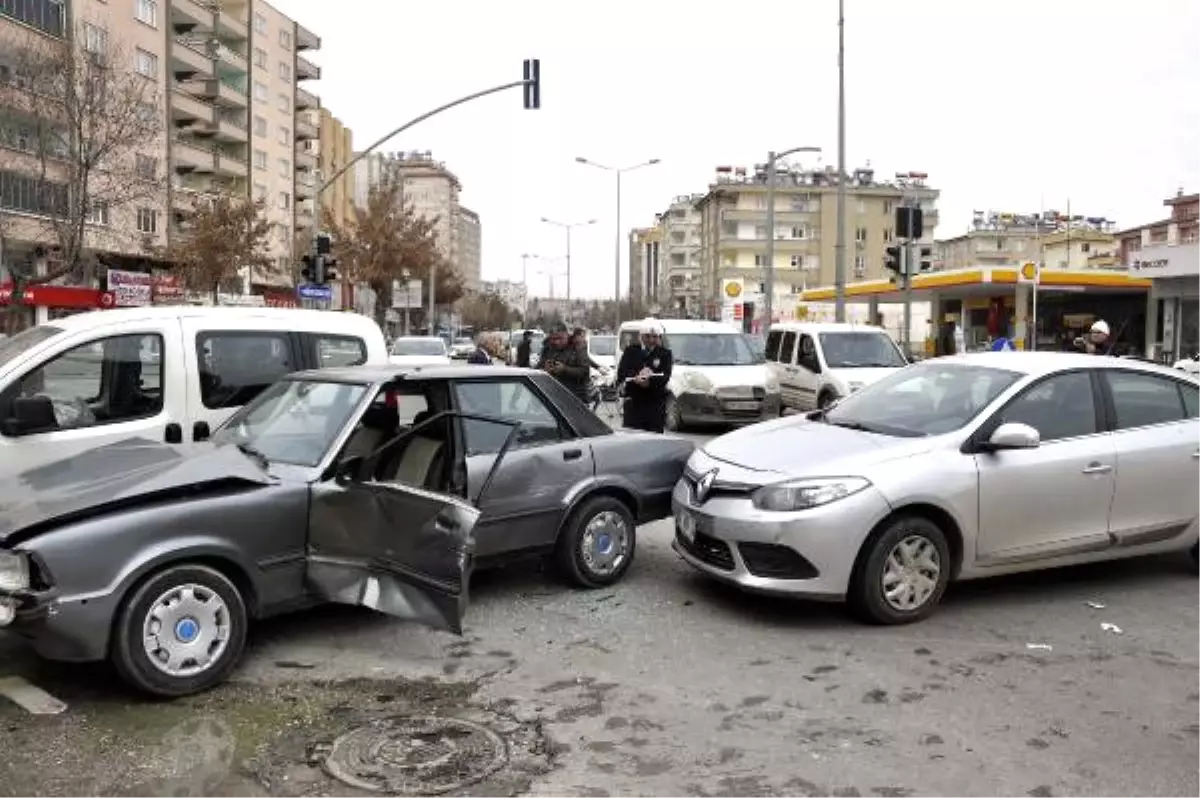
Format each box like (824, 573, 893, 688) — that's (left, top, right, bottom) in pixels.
(306, 410, 519, 634)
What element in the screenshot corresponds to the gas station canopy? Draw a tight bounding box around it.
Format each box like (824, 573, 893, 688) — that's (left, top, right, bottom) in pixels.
(800, 266, 1152, 303)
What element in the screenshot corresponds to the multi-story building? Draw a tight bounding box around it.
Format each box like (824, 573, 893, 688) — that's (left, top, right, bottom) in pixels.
(480, 278, 526, 316)
(655, 194, 704, 315)
(935, 209, 1118, 272)
(693, 165, 939, 320)
(454, 205, 481, 293)
(313, 107, 353, 230)
(628, 226, 660, 309)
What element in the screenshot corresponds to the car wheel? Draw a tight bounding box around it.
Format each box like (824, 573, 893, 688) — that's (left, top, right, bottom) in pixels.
(111, 564, 248, 698)
(849, 515, 951, 625)
(817, 391, 837, 410)
(555, 495, 637, 589)
(665, 395, 683, 432)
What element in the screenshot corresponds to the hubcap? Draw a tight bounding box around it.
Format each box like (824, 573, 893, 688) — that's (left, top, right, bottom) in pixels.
(142, 584, 232, 677)
(580, 511, 630, 576)
(881, 535, 941, 612)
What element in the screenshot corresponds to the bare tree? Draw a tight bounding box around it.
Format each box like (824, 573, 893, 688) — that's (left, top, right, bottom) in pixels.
(324, 174, 457, 329)
(155, 193, 273, 304)
(0, 24, 165, 328)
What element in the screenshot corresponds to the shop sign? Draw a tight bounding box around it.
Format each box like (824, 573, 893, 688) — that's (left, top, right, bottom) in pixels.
(262, 290, 299, 308)
(107, 269, 153, 307)
(0, 282, 106, 309)
(1129, 244, 1199, 280)
(152, 272, 185, 303)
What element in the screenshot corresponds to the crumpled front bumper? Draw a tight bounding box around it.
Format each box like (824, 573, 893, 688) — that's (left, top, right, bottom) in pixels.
(676, 390, 781, 425)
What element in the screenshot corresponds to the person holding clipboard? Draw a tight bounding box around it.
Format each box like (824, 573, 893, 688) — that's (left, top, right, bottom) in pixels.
(616, 319, 673, 433)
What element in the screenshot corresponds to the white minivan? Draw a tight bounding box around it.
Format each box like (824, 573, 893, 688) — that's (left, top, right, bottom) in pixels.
(0, 306, 387, 479)
(617, 318, 780, 430)
(765, 321, 909, 412)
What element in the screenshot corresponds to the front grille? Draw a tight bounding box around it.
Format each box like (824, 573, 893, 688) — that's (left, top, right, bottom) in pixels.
(676, 528, 735, 570)
(738, 542, 819, 579)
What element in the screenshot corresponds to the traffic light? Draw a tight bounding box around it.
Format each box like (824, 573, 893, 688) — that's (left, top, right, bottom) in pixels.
(919, 247, 933, 273)
(895, 206, 924, 240)
(300, 254, 316, 283)
(323, 257, 338, 283)
(523, 58, 540, 109)
(884, 245, 902, 280)
(316, 232, 332, 255)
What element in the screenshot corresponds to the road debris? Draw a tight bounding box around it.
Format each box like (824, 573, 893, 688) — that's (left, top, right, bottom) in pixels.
(0, 676, 67, 715)
(1025, 643, 1053, 652)
(1100, 622, 1123, 635)
(1085, 601, 1107, 610)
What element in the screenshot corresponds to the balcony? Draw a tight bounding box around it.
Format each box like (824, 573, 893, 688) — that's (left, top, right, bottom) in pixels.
(295, 172, 315, 199)
(215, 111, 248, 143)
(295, 116, 318, 140)
(721, 207, 819, 223)
(194, 78, 248, 109)
(171, 37, 216, 79)
(296, 55, 321, 81)
(215, 7, 248, 40)
(295, 87, 319, 110)
(170, 89, 217, 131)
(169, 0, 213, 30)
(717, 235, 818, 251)
(214, 151, 248, 177)
(296, 23, 320, 50)
(214, 43, 247, 73)
(294, 147, 316, 171)
(172, 137, 217, 173)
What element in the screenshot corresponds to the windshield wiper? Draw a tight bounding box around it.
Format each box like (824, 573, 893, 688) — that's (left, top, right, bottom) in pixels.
(827, 419, 873, 432)
(236, 442, 270, 469)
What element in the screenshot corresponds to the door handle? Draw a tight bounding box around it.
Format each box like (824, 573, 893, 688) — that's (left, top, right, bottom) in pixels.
(1193, 451, 1199, 459)
(563, 448, 583, 461)
(1082, 462, 1113, 475)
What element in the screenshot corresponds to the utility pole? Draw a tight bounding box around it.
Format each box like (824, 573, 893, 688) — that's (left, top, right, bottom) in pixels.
(903, 234, 914, 354)
(834, 0, 848, 322)
(763, 146, 821, 335)
(540, 217, 596, 323)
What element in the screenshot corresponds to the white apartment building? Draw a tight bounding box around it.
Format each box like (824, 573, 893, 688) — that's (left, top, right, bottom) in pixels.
(656, 193, 704, 315)
(481, 278, 526, 316)
(455, 205, 481, 293)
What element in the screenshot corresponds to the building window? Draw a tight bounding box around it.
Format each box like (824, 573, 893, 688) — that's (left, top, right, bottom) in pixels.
(3, 0, 65, 37)
(134, 49, 157, 78)
(136, 208, 158, 234)
(254, 13, 266, 34)
(278, 192, 290, 210)
(253, 149, 267, 169)
(754, 254, 768, 267)
(279, 62, 291, 81)
(790, 254, 802, 268)
(87, 202, 110, 225)
(254, 47, 268, 68)
(278, 158, 290, 177)
(134, 0, 157, 27)
(83, 23, 107, 55)
(253, 81, 267, 101)
(855, 227, 867, 243)
(854, 254, 866, 276)
(882, 201, 893, 214)
(790, 226, 806, 239)
(754, 224, 767, 240)
(253, 115, 267, 137)
(857, 199, 867, 214)
(136, 154, 156, 179)
(279, 29, 291, 49)
(883, 227, 893, 242)
(253, 182, 267, 199)
(278, 126, 289, 145)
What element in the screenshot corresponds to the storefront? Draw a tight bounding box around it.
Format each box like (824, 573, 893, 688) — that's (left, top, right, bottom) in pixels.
(0, 282, 111, 331)
(1132, 244, 1199, 362)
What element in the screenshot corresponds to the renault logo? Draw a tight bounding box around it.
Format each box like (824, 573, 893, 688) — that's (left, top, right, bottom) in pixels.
(694, 469, 718, 504)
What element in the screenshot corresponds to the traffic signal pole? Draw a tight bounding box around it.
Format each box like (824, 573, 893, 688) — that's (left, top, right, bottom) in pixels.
(903, 235, 914, 355)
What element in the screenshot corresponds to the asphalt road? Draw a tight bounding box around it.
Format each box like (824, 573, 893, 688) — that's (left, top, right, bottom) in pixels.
(0, 426, 1197, 797)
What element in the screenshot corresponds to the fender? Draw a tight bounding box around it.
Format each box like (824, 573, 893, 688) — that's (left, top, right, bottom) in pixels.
(559, 473, 643, 519)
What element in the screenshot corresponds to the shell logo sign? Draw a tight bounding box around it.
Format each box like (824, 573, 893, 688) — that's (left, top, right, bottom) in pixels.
(1019, 261, 1041, 283)
(722, 279, 744, 299)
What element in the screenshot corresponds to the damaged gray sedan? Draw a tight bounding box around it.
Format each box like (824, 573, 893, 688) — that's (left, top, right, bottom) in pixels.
(0, 366, 693, 697)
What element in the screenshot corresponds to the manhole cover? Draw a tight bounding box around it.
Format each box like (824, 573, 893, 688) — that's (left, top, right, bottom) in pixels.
(322, 715, 509, 794)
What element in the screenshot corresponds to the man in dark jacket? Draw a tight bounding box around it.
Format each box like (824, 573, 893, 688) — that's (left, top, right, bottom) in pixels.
(617, 319, 673, 432)
(466, 335, 492, 365)
(515, 330, 533, 367)
(539, 323, 590, 404)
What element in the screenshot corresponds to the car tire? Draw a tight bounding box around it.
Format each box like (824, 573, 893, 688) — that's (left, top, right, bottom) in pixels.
(555, 495, 638, 589)
(817, 391, 837, 410)
(849, 515, 951, 625)
(665, 395, 683, 432)
(111, 564, 248, 698)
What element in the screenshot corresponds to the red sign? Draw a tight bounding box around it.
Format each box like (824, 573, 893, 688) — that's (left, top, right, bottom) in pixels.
(261, 290, 299, 309)
(732, 302, 744, 321)
(0, 282, 106, 309)
(152, 272, 185, 303)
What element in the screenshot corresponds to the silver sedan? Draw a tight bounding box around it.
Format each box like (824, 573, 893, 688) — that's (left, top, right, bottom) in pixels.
(672, 352, 1200, 624)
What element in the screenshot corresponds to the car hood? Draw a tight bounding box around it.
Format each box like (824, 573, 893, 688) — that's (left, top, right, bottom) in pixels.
(700, 415, 935, 482)
(675, 364, 772, 389)
(0, 437, 274, 543)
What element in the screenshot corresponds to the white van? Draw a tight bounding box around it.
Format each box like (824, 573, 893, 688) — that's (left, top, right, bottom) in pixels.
(765, 322, 908, 412)
(617, 318, 780, 430)
(0, 306, 387, 478)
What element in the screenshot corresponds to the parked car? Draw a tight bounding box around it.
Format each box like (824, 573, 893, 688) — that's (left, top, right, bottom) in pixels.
(389, 336, 452, 368)
(448, 337, 475, 360)
(0, 365, 693, 696)
(672, 352, 1199, 624)
(1174, 352, 1199, 376)
(617, 319, 780, 431)
(588, 334, 618, 371)
(764, 322, 908, 412)
(0, 307, 386, 480)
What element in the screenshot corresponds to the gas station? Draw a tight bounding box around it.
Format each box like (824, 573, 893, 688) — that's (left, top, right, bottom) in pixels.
(799, 265, 1153, 354)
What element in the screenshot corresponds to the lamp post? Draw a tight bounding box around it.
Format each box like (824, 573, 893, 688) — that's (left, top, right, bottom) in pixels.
(540, 217, 596, 319)
(834, 0, 848, 322)
(575, 156, 661, 327)
(764, 146, 822, 335)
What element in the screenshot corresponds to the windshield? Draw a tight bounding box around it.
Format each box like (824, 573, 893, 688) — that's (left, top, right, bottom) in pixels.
(213, 379, 369, 467)
(0, 325, 63, 370)
(589, 335, 617, 357)
(818, 331, 907, 368)
(392, 338, 446, 357)
(668, 333, 758, 366)
(825, 362, 1022, 437)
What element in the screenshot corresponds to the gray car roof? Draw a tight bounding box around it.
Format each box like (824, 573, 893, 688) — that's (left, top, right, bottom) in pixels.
(287, 364, 541, 383)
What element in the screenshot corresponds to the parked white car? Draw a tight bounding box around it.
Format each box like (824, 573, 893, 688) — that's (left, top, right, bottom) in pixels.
(765, 322, 909, 412)
(588, 333, 618, 371)
(388, 336, 452, 368)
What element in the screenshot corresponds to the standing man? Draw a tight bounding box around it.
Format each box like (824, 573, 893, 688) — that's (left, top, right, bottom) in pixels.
(467, 334, 493, 365)
(1074, 319, 1113, 355)
(617, 319, 673, 433)
(515, 330, 534, 367)
(539, 322, 590, 404)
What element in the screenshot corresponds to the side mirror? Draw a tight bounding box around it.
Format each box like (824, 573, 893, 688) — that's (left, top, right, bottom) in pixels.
(1, 395, 58, 436)
(985, 422, 1040, 451)
(192, 421, 211, 442)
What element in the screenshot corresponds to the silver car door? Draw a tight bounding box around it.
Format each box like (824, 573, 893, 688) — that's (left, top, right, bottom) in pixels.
(974, 370, 1116, 561)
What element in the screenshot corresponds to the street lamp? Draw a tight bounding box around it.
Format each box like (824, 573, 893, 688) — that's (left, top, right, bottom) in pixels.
(539, 217, 596, 315)
(764, 146, 822, 334)
(835, 0, 848, 322)
(575, 156, 661, 327)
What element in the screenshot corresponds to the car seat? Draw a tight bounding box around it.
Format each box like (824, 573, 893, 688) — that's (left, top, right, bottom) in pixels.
(342, 403, 400, 468)
(377, 408, 447, 491)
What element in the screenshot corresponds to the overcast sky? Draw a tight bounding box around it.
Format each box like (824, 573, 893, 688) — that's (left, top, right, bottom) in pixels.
(279, 0, 1199, 300)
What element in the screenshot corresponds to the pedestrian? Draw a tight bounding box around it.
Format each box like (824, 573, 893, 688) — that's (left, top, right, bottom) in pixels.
(572, 327, 603, 370)
(466, 334, 493, 365)
(539, 322, 590, 404)
(617, 319, 673, 433)
(1074, 319, 1113, 355)
(515, 330, 533, 368)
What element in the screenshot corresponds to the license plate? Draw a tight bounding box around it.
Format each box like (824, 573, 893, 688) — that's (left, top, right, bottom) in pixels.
(676, 510, 696, 542)
(726, 401, 759, 411)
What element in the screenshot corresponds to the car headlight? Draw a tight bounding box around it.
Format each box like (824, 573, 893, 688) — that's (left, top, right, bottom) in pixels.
(750, 477, 871, 512)
(0, 551, 31, 592)
(682, 372, 713, 393)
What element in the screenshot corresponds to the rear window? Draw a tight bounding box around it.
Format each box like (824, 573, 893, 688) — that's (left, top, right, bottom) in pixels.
(392, 338, 446, 356)
(198, 331, 294, 409)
